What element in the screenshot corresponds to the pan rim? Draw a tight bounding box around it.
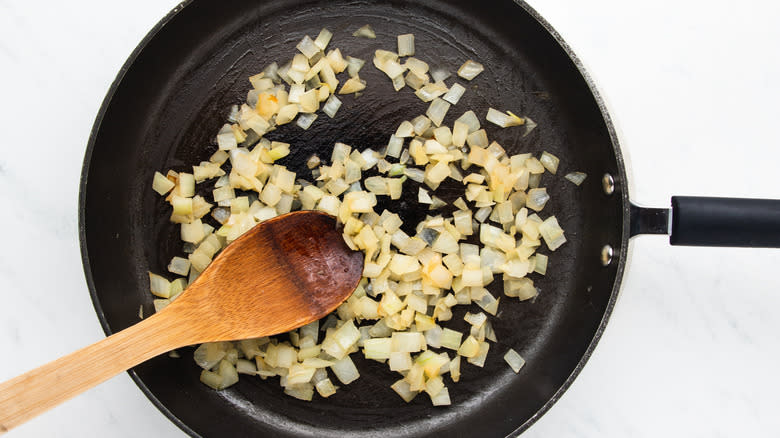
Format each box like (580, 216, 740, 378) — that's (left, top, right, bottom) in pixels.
(77, 1, 631, 437)
(506, 1, 630, 435)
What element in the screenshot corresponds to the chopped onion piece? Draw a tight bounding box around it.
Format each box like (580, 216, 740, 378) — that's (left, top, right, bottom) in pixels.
(404, 57, 429, 76)
(363, 338, 392, 360)
(415, 82, 448, 102)
(217, 126, 238, 150)
(426, 98, 451, 127)
(457, 60, 484, 80)
(467, 341, 490, 367)
(504, 348, 526, 373)
(403, 168, 425, 183)
(391, 332, 425, 353)
(386, 135, 404, 158)
(455, 110, 480, 133)
(322, 95, 342, 118)
(181, 219, 206, 244)
(457, 336, 480, 357)
(148, 272, 171, 298)
(464, 312, 487, 328)
(391, 379, 418, 402)
(395, 120, 415, 138)
(382, 59, 407, 80)
(298, 89, 319, 113)
(346, 56, 365, 77)
(389, 351, 413, 372)
(522, 115, 538, 137)
(429, 196, 447, 210)
(433, 126, 452, 146)
(486, 108, 525, 128)
(284, 383, 314, 401)
(276, 104, 299, 125)
(405, 71, 428, 90)
(539, 152, 560, 174)
(193, 342, 227, 370)
(430, 68, 451, 83)
(296, 35, 320, 59)
(353, 24, 376, 39)
(534, 253, 548, 275)
(392, 74, 405, 91)
(452, 121, 468, 147)
(526, 188, 550, 212)
(339, 76, 366, 94)
(167, 256, 191, 276)
(443, 83, 466, 105)
(397, 33, 415, 57)
(315, 379, 337, 398)
(314, 28, 333, 50)
(412, 115, 432, 135)
(152, 171, 175, 195)
(178, 173, 195, 197)
(453, 197, 469, 211)
(296, 113, 318, 130)
(474, 206, 492, 223)
(565, 172, 587, 186)
(440, 328, 463, 350)
(538, 216, 566, 251)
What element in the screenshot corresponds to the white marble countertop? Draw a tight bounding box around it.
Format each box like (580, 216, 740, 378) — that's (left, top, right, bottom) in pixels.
(1, 0, 779, 436)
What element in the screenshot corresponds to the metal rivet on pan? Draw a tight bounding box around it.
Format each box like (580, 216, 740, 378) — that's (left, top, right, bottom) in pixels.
(602, 173, 615, 195)
(600, 245, 613, 266)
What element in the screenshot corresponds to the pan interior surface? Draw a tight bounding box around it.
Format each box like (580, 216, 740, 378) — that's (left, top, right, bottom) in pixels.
(80, 0, 626, 436)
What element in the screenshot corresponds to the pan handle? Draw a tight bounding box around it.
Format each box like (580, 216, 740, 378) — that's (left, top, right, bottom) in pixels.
(631, 196, 780, 247)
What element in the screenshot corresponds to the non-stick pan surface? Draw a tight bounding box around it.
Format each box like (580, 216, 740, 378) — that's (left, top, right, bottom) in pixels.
(80, 0, 628, 436)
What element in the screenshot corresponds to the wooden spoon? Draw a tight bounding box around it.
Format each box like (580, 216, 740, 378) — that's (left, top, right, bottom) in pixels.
(0, 211, 363, 433)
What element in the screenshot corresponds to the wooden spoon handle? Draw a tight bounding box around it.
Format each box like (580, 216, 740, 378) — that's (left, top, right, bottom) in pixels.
(0, 310, 190, 433)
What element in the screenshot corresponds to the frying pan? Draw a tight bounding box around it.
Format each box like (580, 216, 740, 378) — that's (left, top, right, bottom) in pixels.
(78, 0, 780, 436)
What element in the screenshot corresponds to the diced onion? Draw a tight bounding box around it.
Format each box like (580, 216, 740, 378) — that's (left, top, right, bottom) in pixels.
(526, 188, 550, 212)
(314, 28, 333, 50)
(322, 95, 342, 118)
(167, 256, 191, 276)
(339, 76, 366, 94)
(353, 24, 376, 39)
(391, 379, 418, 402)
(152, 172, 175, 195)
(457, 60, 484, 80)
(565, 172, 587, 186)
(149, 30, 568, 405)
(426, 98, 451, 127)
(440, 328, 463, 350)
(296, 113, 318, 130)
(404, 57, 429, 76)
(296, 35, 320, 59)
(454, 110, 480, 133)
(486, 108, 525, 128)
(539, 151, 560, 174)
(538, 216, 566, 251)
(397, 33, 415, 57)
(442, 83, 466, 105)
(503, 348, 526, 373)
(430, 68, 451, 82)
(346, 56, 365, 77)
(415, 82, 448, 102)
(457, 336, 480, 357)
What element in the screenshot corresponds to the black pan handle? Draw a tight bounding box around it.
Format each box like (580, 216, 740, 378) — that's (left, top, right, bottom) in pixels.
(631, 196, 780, 247)
(670, 196, 780, 247)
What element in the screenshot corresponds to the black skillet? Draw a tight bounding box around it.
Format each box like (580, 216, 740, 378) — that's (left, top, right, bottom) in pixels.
(79, 0, 780, 436)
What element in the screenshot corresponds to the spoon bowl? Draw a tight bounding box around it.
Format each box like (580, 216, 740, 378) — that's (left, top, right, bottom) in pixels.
(0, 211, 362, 433)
